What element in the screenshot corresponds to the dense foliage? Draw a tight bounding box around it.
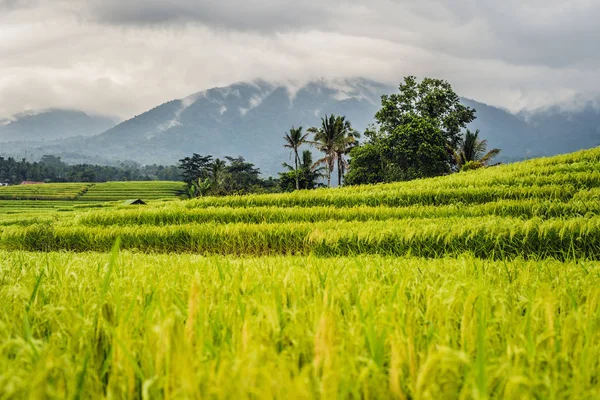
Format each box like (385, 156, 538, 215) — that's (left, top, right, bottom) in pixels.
(178, 154, 279, 197)
(279, 150, 324, 192)
(0, 154, 181, 184)
(346, 115, 450, 185)
(376, 76, 476, 148)
(279, 77, 499, 189)
(345, 77, 492, 185)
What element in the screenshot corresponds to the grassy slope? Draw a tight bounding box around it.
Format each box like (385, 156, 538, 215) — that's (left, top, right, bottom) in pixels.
(1, 147, 600, 259)
(0, 181, 185, 202)
(0, 147, 599, 398)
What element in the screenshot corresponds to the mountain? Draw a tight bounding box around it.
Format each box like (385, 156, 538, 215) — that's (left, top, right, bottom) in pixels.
(465, 100, 600, 161)
(4, 79, 388, 173)
(517, 103, 600, 155)
(0, 109, 118, 143)
(461, 98, 543, 161)
(2, 79, 599, 175)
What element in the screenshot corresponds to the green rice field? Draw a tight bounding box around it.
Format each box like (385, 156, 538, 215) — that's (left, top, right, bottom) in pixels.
(1, 148, 599, 398)
(0, 181, 185, 202)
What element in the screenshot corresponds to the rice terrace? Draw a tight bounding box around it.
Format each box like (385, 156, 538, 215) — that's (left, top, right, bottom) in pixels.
(3, 1, 600, 398)
(0, 147, 598, 398)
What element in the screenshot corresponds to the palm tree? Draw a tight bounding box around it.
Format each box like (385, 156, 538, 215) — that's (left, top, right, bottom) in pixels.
(283, 126, 310, 190)
(301, 150, 327, 189)
(282, 150, 325, 189)
(308, 114, 354, 187)
(453, 129, 501, 170)
(333, 119, 360, 186)
(210, 158, 227, 192)
(188, 177, 212, 198)
(300, 150, 319, 172)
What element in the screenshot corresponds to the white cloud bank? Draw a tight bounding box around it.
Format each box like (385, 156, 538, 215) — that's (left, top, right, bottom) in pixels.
(1, 0, 599, 119)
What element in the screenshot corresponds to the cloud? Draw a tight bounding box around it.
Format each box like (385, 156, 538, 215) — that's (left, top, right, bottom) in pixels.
(69, 0, 600, 68)
(0, 0, 599, 119)
(87, 0, 331, 32)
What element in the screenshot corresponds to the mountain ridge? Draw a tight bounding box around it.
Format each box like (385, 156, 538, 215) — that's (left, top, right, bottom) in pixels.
(0, 109, 119, 143)
(1, 78, 599, 174)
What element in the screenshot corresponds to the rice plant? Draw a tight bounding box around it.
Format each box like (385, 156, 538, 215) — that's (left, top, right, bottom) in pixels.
(0, 147, 599, 398)
(0, 252, 598, 398)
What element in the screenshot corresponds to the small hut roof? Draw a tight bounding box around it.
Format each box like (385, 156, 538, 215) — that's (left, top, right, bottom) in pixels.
(122, 199, 147, 205)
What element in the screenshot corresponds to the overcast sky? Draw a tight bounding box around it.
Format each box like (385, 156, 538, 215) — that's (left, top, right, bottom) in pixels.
(1, 0, 599, 119)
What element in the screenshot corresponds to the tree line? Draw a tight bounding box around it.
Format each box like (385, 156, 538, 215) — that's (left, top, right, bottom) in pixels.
(281, 76, 501, 189)
(179, 76, 501, 197)
(0, 154, 181, 184)
(3, 76, 497, 193)
(178, 155, 279, 197)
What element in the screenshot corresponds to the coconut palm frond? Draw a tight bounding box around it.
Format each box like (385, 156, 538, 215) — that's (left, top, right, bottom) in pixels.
(479, 148, 501, 165)
(454, 129, 501, 169)
(281, 162, 295, 171)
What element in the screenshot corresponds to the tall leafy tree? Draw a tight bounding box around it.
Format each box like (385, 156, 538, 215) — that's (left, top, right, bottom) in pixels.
(308, 115, 337, 187)
(344, 142, 384, 186)
(283, 126, 310, 190)
(380, 114, 450, 180)
(376, 76, 476, 149)
(346, 76, 477, 185)
(453, 129, 501, 171)
(178, 154, 213, 185)
(223, 156, 262, 194)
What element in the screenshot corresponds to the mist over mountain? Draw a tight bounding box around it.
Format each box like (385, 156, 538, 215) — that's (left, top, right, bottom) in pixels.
(2, 79, 599, 175)
(517, 103, 600, 155)
(0, 110, 118, 143)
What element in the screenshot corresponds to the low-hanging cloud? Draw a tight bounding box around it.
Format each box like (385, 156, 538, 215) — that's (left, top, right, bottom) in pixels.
(75, 0, 600, 68)
(1, 0, 599, 119)
(89, 0, 331, 32)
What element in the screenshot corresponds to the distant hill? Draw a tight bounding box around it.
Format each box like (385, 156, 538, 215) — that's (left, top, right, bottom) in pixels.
(460, 98, 543, 161)
(0, 109, 118, 143)
(517, 103, 600, 155)
(464, 98, 600, 160)
(2, 79, 599, 175)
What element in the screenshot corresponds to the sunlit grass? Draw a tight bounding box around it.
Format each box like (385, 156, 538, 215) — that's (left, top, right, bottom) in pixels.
(0, 252, 598, 398)
(1, 147, 600, 398)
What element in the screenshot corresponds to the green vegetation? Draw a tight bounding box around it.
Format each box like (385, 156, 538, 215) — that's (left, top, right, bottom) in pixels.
(283, 126, 311, 190)
(452, 129, 501, 172)
(0, 154, 181, 185)
(1, 252, 598, 398)
(275, 76, 499, 189)
(279, 150, 324, 192)
(0, 182, 91, 200)
(0, 181, 185, 203)
(79, 181, 186, 201)
(179, 155, 279, 197)
(0, 147, 599, 398)
(346, 76, 493, 186)
(307, 114, 360, 187)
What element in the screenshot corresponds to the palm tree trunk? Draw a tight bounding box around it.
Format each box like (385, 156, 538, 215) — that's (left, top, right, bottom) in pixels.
(328, 155, 334, 188)
(337, 156, 342, 187)
(294, 149, 299, 190)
